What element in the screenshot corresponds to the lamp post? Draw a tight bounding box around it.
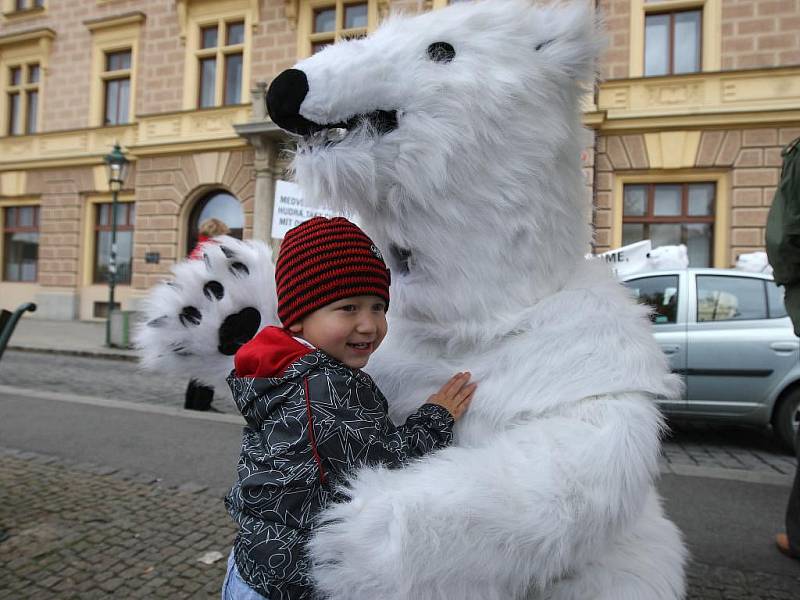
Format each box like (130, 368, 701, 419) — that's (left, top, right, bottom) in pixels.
(103, 143, 129, 347)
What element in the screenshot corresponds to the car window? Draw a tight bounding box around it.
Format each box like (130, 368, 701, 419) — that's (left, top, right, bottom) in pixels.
(696, 275, 767, 322)
(767, 282, 788, 319)
(623, 275, 679, 324)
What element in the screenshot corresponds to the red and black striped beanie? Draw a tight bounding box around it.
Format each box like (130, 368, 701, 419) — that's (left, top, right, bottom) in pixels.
(275, 216, 391, 327)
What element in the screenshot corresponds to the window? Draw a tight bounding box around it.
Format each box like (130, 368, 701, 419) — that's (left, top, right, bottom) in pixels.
(767, 283, 788, 319)
(94, 202, 135, 284)
(696, 276, 767, 322)
(2, 205, 39, 282)
(196, 20, 244, 107)
(187, 190, 243, 252)
(624, 275, 679, 324)
(305, 1, 372, 55)
(622, 183, 715, 267)
(86, 13, 143, 128)
(11, 0, 44, 11)
(102, 49, 131, 125)
(644, 9, 701, 76)
(6, 62, 39, 135)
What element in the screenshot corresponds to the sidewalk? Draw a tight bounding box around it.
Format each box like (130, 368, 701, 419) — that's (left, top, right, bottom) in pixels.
(7, 317, 136, 360)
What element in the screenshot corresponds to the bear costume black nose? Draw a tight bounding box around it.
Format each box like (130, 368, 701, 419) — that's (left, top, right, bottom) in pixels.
(266, 69, 322, 136)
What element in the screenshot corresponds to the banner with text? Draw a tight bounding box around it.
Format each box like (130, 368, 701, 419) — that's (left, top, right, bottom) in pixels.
(595, 239, 652, 278)
(271, 180, 359, 239)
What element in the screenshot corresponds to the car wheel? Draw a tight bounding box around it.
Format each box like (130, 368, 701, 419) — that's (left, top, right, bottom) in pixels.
(772, 389, 800, 453)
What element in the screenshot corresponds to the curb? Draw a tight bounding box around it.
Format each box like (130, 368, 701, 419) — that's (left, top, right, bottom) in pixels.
(659, 462, 795, 487)
(7, 345, 137, 362)
(0, 384, 244, 424)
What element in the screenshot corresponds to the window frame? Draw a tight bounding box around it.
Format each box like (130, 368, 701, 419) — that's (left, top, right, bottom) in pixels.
(91, 200, 136, 285)
(86, 13, 143, 128)
(180, 1, 254, 111)
(297, 0, 378, 58)
(644, 8, 702, 77)
(5, 63, 39, 135)
(194, 17, 246, 108)
(3, 0, 45, 16)
(612, 172, 730, 269)
(1, 202, 40, 283)
(0, 29, 52, 138)
(622, 182, 716, 267)
(628, 0, 720, 79)
(102, 48, 132, 126)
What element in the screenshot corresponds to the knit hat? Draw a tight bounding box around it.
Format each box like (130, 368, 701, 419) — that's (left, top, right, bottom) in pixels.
(275, 216, 391, 327)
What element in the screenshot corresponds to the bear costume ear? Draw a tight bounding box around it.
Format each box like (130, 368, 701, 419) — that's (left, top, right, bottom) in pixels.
(531, 1, 605, 82)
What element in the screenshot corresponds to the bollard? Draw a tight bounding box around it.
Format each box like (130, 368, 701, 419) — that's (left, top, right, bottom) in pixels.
(0, 302, 37, 362)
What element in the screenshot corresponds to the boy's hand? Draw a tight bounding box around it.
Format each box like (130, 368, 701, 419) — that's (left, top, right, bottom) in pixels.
(427, 372, 476, 420)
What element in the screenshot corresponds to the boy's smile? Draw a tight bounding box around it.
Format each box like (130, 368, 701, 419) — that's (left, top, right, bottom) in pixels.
(289, 295, 388, 369)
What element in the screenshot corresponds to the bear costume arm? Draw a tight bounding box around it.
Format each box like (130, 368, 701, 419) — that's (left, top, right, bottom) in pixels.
(308, 393, 664, 600)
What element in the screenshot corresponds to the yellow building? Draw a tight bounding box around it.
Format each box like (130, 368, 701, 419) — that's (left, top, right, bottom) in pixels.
(0, 0, 798, 320)
(589, 0, 800, 268)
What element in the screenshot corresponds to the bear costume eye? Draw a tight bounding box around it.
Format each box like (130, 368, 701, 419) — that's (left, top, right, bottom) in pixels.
(427, 42, 455, 63)
(535, 39, 556, 52)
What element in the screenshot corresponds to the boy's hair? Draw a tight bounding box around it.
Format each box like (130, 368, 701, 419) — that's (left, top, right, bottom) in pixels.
(275, 216, 390, 327)
(198, 218, 230, 237)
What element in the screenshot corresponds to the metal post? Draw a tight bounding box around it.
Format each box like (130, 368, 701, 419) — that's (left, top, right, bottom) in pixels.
(105, 186, 119, 346)
(103, 142, 127, 347)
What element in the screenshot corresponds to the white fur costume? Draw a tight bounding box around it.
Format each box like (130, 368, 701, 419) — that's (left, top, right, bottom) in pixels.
(646, 245, 689, 271)
(137, 1, 687, 598)
(736, 251, 773, 274)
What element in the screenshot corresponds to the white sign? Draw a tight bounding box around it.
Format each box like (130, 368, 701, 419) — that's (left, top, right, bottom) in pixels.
(271, 180, 357, 239)
(595, 239, 652, 278)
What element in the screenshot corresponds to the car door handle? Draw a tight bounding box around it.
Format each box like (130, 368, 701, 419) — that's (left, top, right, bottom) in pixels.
(770, 341, 799, 352)
(660, 345, 680, 355)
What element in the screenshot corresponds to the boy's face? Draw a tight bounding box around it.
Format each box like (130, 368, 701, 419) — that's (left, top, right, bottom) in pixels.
(289, 295, 388, 369)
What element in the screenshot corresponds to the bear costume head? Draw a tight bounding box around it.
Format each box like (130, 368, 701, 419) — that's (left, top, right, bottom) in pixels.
(268, 0, 603, 334)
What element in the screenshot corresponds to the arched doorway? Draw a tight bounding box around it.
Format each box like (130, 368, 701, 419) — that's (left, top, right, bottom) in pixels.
(187, 189, 244, 254)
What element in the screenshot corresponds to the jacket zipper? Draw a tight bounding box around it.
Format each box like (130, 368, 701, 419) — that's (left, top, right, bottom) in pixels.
(303, 377, 327, 484)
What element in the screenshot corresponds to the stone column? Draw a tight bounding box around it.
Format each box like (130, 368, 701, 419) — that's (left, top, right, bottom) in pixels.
(249, 81, 278, 244)
(251, 138, 278, 243)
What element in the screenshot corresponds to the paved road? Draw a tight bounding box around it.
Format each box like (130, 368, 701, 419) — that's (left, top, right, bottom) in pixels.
(0, 390, 242, 496)
(0, 349, 236, 414)
(1, 350, 796, 478)
(661, 473, 800, 598)
(1, 386, 800, 598)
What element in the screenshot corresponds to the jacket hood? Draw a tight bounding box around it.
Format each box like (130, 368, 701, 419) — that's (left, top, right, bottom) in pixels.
(234, 326, 313, 378)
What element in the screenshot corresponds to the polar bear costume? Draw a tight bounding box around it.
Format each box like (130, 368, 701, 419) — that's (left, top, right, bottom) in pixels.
(137, 1, 687, 598)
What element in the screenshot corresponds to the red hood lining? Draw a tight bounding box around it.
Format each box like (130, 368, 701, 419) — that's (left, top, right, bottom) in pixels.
(234, 326, 313, 378)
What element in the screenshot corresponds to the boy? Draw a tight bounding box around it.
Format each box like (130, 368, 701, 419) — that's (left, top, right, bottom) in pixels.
(222, 217, 475, 599)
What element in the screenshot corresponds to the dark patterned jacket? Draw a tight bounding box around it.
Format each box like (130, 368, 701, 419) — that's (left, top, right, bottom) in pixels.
(225, 327, 455, 600)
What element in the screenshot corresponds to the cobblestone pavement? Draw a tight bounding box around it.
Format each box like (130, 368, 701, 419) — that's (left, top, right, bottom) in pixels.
(0, 449, 237, 599)
(663, 421, 797, 476)
(686, 562, 800, 600)
(2, 350, 796, 478)
(1, 449, 799, 599)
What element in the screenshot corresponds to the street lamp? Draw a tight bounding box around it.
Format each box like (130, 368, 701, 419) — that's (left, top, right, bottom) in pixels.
(103, 142, 129, 346)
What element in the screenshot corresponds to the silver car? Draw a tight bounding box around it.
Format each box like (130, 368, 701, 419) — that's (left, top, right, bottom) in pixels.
(622, 268, 800, 451)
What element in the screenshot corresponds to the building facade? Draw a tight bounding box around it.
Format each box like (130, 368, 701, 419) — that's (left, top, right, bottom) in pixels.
(588, 0, 800, 268)
(0, 0, 798, 320)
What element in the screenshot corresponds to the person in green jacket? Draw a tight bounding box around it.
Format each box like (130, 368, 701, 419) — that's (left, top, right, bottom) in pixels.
(766, 136, 800, 560)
